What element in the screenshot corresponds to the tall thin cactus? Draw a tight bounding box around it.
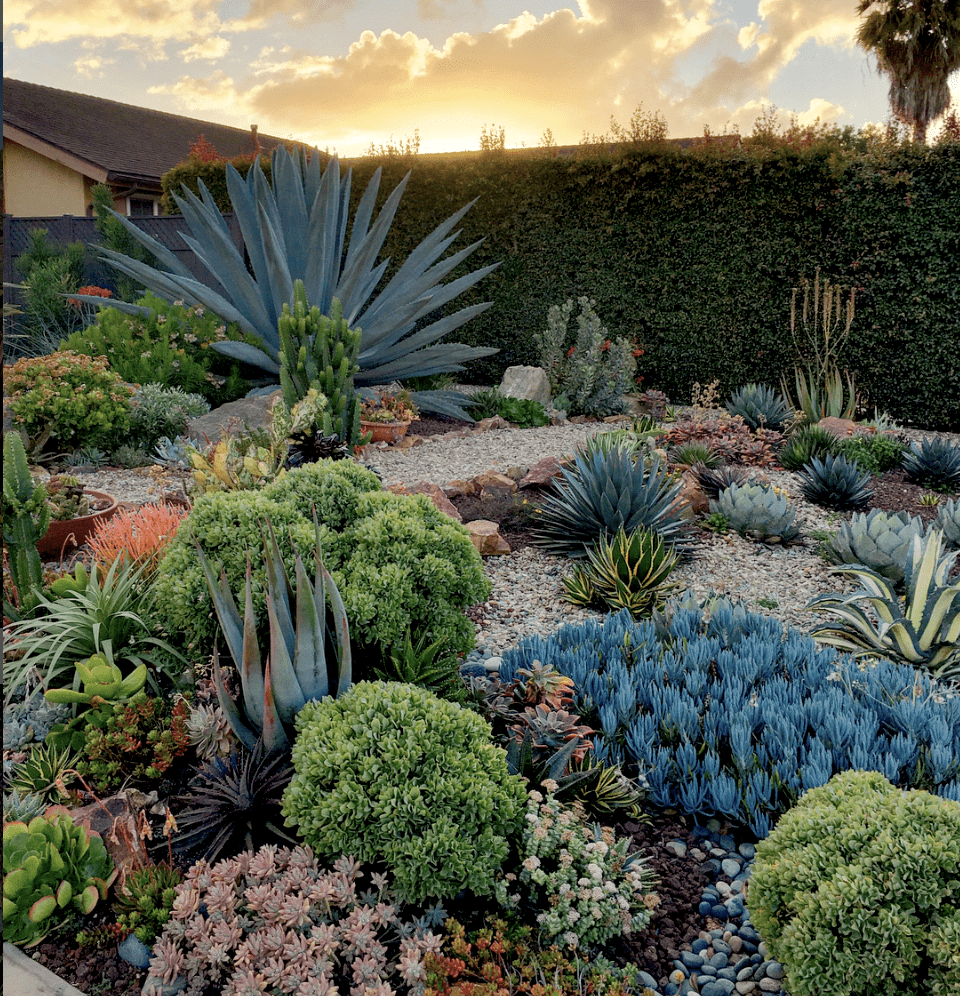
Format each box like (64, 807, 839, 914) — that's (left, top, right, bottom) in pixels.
(2, 431, 50, 616)
(278, 281, 365, 447)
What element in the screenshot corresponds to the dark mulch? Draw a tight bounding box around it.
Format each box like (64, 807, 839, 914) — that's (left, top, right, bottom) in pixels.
(410, 414, 473, 438)
(449, 487, 547, 550)
(866, 468, 956, 524)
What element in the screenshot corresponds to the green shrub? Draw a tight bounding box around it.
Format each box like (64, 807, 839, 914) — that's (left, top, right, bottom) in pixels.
(836, 433, 908, 474)
(155, 461, 489, 660)
(3, 351, 133, 452)
(468, 389, 551, 427)
(282, 681, 527, 903)
(152, 490, 322, 655)
(61, 293, 253, 405)
(128, 383, 209, 451)
(749, 770, 960, 996)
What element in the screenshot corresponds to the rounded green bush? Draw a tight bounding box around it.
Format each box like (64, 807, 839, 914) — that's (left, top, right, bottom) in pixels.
(261, 457, 382, 530)
(339, 491, 490, 656)
(282, 681, 527, 904)
(152, 490, 324, 655)
(749, 770, 960, 996)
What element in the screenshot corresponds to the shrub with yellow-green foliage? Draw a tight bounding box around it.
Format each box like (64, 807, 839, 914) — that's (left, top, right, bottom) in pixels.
(282, 681, 527, 904)
(748, 770, 960, 996)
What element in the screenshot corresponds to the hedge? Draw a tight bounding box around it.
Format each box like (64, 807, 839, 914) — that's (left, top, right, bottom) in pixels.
(161, 143, 960, 429)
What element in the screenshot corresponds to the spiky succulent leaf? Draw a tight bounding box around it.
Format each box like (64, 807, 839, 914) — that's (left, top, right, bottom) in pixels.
(797, 453, 873, 511)
(725, 383, 794, 431)
(822, 509, 926, 585)
(808, 530, 960, 680)
(689, 462, 749, 500)
(933, 498, 960, 548)
(902, 438, 960, 490)
(91, 147, 500, 416)
(712, 482, 801, 543)
(777, 425, 840, 472)
(534, 449, 689, 558)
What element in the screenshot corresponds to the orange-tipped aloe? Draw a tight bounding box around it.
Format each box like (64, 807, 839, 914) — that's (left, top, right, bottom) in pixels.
(197, 515, 352, 753)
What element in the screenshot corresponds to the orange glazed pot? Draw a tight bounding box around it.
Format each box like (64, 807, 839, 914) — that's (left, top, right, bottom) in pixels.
(36, 490, 120, 559)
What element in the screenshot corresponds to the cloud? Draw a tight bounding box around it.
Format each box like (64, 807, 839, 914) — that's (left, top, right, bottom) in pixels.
(181, 36, 232, 61)
(3, 0, 226, 47)
(73, 54, 116, 77)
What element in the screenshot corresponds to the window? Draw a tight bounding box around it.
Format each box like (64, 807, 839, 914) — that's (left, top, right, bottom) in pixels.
(128, 197, 157, 217)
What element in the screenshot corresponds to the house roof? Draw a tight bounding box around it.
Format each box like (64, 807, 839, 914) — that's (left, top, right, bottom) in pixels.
(2, 77, 313, 188)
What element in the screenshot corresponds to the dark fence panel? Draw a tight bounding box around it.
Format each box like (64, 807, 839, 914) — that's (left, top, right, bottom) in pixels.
(3, 213, 243, 308)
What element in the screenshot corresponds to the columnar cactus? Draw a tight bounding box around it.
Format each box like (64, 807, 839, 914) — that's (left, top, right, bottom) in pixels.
(278, 280, 365, 447)
(2, 431, 50, 615)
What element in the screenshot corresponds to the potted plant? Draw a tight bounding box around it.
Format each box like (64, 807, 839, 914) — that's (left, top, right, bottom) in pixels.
(36, 474, 119, 558)
(359, 390, 419, 444)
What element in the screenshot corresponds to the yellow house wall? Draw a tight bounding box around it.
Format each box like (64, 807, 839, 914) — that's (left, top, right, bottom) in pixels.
(3, 141, 91, 217)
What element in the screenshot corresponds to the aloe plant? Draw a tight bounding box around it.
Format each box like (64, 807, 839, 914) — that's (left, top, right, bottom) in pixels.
(807, 529, 960, 682)
(196, 516, 352, 754)
(85, 146, 500, 417)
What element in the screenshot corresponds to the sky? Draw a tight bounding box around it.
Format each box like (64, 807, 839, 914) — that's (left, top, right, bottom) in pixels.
(3, 0, 958, 156)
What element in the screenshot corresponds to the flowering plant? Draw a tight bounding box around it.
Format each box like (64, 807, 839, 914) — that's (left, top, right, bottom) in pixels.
(493, 786, 658, 951)
(360, 390, 419, 424)
(144, 844, 444, 996)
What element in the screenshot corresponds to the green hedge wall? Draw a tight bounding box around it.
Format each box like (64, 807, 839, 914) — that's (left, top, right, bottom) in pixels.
(161, 144, 960, 429)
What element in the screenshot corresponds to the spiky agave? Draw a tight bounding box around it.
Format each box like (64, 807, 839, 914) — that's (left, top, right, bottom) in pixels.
(533, 449, 689, 558)
(822, 509, 926, 586)
(902, 438, 960, 491)
(725, 383, 794, 432)
(807, 529, 960, 682)
(689, 462, 749, 501)
(797, 453, 873, 511)
(81, 146, 500, 418)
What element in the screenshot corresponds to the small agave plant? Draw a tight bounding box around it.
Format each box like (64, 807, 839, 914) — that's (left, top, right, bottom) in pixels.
(196, 516, 352, 754)
(711, 482, 801, 544)
(807, 529, 960, 682)
(822, 509, 926, 587)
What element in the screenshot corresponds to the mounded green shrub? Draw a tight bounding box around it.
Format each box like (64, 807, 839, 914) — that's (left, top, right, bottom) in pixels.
(154, 462, 489, 660)
(282, 681, 527, 903)
(749, 770, 960, 996)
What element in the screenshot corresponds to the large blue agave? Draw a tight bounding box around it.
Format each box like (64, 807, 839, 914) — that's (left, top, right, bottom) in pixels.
(82, 146, 500, 417)
(499, 601, 960, 837)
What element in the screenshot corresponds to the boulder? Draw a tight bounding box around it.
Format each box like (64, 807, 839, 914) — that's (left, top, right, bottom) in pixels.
(675, 471, 710, 516)
(68, 792, 149, 887)
(473, 415, 512, 432)
(817, 416, 880, 439)
(188, 390, 282, 441)
(519, 457, 567, 488)
(395, 481, 462, 521)
(499, 365, 552, 407)
(465, 520, 511, 555)
(443, 478, 480, 498)
(473, 471, 518, 497)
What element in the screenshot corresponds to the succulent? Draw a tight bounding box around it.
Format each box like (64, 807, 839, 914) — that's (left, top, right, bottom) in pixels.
(60, 446, 109, 469)
(669, 440, 721, 468)
(565, 754, 646, 818)
(2, 805, 116, 948)
(563, 525, 680, 617)
(151, 435, 200, 470)
(187, 433, 288, 494)
(797, 453, 874, 511)
(91, 145, 499, 418)
(43, 474, 90, 520)
(689, 461, 750, 500)
(372, 628, 466, 702)
(284, 431, 351, 468)
(533, 448, 689, 558)
(2, 694, 72, 751)
(933, 498, 960, 548)
(8, 744, 80, 799)
(43, 652, 149, 752)
(725, 382, 795, 431)
(835, 432, 908, 474)
(822, 509, 926, 586)
(110, 444, 152, 469)
(777, 424, 840, 472)
(902, 437, 960, 490)
(172, 740, 293, 864)
(185, 701, 236, 761)
(712, 481, 801, 543)
(2, 791, 47, 825)
(578, 418, 666, 458)
(196, 515, 353, 754)
(808, 529, 960, 682)
(2, 430, 50, 618)
(114, 861, 184, 945)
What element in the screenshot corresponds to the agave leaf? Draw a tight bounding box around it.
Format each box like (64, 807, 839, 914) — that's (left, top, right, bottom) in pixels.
(264, 589, 307, 725)
(195, 543, 245, 665)
(260, 657, 290, 754)
(261, 522, 295, 661)
(211, 646, 258, 751)
(320, 561, 352, 697)
(293, 549, 327, 702)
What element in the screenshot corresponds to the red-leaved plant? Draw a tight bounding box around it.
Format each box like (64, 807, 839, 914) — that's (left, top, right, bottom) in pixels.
(87, 502, 188, 577)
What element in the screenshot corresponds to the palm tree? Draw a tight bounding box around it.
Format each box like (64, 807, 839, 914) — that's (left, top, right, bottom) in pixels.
(856, 0, 960, 144)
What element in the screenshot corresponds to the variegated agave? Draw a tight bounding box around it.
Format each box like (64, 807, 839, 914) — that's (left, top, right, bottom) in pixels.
(807, 529, 960, 682)
(196, 516, 352, 754)
(84, 146, 500, 418)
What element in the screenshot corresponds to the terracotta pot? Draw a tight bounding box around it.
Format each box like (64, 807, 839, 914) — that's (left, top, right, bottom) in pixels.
(360, 419, 412, 445)
(36, 490, 120, 559)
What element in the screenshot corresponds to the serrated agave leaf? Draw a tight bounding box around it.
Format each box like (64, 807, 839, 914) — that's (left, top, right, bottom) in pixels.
(405, 390, 477, 421)
(211, 340, 281, 372)
(260, 657, 291, 754)
(101, 207, 196, 278)
(211, 645, 259, 751)
(273, 149, 310, 276)
(320, 561, 352, 697)
(293, 549, 327, 702)
(916, 587, 960, 653)
(358, 337, 499, 384)
(256, 198, 296, 325)
(240, 561, 265, 727)
(264, 590, 307, 724)
(261, 522, 295, 651)
(196, 543, 245, 664)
